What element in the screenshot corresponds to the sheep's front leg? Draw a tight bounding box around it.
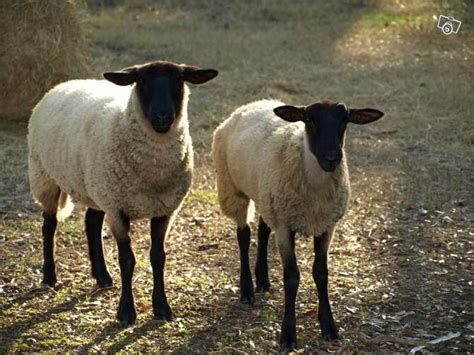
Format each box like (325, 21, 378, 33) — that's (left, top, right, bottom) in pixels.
(110, 213, 136, 325)
(42, 211, 58, 287)
(237, 224, 255, 304)
(85, 208, 113, 288)
(150, 216, 172, 321)
(277, 228, 299, 351)
(313, 230, 339, 340)
(255, 216, 271, 292)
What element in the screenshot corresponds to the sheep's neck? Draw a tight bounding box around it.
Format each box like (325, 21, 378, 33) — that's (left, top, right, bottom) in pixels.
(303, 135, 331, 189)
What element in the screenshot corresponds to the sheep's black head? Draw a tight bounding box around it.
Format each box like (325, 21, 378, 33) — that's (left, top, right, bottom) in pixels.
(103, 61, 218, 133)
(274, 100, 384, 172)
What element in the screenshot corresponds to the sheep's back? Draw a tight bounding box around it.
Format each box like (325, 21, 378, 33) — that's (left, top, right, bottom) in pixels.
(215, 99, 305, 211)
(28, 80, 130, 207)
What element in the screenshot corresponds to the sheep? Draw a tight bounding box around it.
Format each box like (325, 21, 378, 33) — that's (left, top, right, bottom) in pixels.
(28, 60, 218, 324)
(212, 99, 384, 350)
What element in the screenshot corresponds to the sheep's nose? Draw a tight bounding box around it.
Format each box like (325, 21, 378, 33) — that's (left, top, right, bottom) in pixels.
(157, 112, 170, 119)
(324, 151, 339, 163)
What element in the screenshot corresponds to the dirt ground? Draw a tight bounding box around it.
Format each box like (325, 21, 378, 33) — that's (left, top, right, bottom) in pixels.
(1, 0, 473, 353)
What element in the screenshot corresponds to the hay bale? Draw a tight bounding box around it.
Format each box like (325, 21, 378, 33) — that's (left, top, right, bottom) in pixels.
(0, 0, 89, 120)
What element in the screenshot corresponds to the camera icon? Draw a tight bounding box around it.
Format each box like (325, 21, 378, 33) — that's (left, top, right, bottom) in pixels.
(437, 15, 461, 35)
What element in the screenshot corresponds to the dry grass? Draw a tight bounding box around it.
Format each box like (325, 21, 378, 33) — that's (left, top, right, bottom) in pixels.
(0, 0, 88, 120)
(1, 0, 473, 352)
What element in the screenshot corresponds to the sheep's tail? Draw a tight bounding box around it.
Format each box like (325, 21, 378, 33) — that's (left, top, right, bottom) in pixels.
(56, 191, 74, 221)
(246, 200, 256, 224)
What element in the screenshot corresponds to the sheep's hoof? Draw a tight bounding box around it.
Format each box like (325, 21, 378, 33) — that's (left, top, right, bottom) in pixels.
(321, 321, 339, 341)
(255, 282, 271, 293)
(97, 280, 113, 289)
(95, 272, 113, 288)
(279, 318, 297, 352)
(42, 273, 57, 288)
(153, 304, 173, 322)
(240, 282, 255, 305)
(117, 302, 137, 325)
(240, 291, 255, 305)
(279, 332, 297, 352)
(41, 279, 56, 288)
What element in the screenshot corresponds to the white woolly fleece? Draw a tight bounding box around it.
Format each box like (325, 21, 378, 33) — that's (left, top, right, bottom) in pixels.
(212, 99, 350, 236)
(28, 79, 193, 234)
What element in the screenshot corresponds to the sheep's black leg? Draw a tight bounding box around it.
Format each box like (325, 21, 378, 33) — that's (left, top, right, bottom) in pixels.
(313, 231, 339, 341)
(85, 208, 112, 288)
(150, 215, 172, 321)
(255, 216, 271, 292)
(278, 229, 299, 351)
(115, 213, 136, 325)
(42, 211, 58, 287)
(237, 224, 254, 305)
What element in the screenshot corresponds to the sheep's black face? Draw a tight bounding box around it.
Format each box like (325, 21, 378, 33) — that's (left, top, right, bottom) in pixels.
(304, 102, 349, 171)
(134, 64, 184, 133)
(103, 61, 218, 134)
(274, 100, 384, 172)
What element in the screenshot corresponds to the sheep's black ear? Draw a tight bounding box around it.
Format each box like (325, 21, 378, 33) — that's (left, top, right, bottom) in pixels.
(103, 70, 138, 86)
(274, 105, 306, 122)
(183, 66, 218, 84)
(348, 108, 384, 124)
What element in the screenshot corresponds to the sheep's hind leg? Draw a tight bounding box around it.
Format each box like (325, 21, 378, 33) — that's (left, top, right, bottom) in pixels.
(237, 223, 255, 305)
(42, 211, 58, 287)
(40, 186, 61, 287)
(313, 231, 339, 341)
(255, 216, 271, 292)
(277, 228, 299, 351)
(216, 176, 254, 304)
(85, 208, 113, 288)
(150, 215, 173, 321)
(110, 212, 136, 325)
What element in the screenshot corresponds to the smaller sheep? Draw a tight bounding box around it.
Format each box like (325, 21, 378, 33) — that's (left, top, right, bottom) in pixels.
(212, 99, 384, 350)
(28, 61, 218, 324)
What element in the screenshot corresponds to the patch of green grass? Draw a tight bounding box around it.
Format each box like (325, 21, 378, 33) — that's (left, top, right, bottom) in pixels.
(360, 12, 429, 30)
(55, 285, 74, 299)
(357, 306, 370, 321)
(360, 291, 384, 306)
(16, 219, 37, 230)
(194, 276, 212, 290)
(260, 310, 277, 321)
(185, 188, 217, 205)
(215, 272, 229, 287)
(134, 253, 148, 270)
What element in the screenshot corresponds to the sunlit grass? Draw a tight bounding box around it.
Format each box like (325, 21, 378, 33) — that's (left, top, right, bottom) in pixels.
(360, 12, 429, 29)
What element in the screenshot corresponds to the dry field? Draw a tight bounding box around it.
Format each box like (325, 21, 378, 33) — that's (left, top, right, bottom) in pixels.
(0, 0, 473, 352)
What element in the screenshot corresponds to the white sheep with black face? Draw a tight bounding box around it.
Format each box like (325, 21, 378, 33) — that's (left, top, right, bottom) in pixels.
(212, 99, 384, 351)
(28, 60, 218, 325)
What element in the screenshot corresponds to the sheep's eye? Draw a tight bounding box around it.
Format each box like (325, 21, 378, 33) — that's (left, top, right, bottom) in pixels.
(305, 117, 314, 126)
